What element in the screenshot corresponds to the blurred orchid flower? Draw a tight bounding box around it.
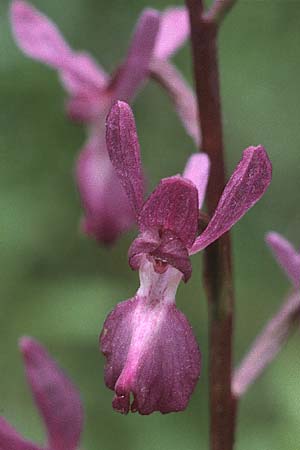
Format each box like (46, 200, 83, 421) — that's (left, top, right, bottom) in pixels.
(233, 233, 300, 397)
(0, 337, 83, 450)
(11, 1, 189, 244)
(99, 101, 272, 414)
(265, 232, 300, 288)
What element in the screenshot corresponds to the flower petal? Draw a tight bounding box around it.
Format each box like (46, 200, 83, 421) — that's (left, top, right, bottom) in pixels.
(150, 59, 200, 147)
(106, 101, 144, 218)
(154, 7, 189, 59)
(183, 153, 210, 209)
(265, 232, 300, 288)
(11, 0, 71, 68)
(59, 51, 107, 96)
(139, 176, 199, 248)
(19, 337, 83, 450)
(11, 1, 107, 97)
(0, 417, 41, 450)
(111, 9, 160, 102)
(100, 295, 201, 414)
(190, 145, 272, 254)
(76, 134, 135, 244)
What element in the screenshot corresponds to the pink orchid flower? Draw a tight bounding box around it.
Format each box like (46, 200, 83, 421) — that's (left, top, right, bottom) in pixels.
(99, 101, 272, 415)
(11, 1, 189, 244)
(0, 337, 83, 450)
(266, 232, 300, 288)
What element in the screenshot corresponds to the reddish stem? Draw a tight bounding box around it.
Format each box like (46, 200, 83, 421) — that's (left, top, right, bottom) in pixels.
(184, 1, 236, 450)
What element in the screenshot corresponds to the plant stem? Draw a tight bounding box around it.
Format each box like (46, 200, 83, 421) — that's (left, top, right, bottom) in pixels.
(184, 1, 236, 449)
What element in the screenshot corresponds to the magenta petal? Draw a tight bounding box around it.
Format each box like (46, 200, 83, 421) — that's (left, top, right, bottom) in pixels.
(190, 145, 272, 254)
(11, 1, 107, 99)
(139, 176, 199, 248)
(100, 296, 201, 414)
(266, 232, 300, 288)
(183, 153, 210, 209)
(76, 135, 134, 244)
(11, 0, 71, 68)
(0, 417, 41, 450)
(154, 7, 189, 59)
(19, 337, 83, 450)
(111, 9, 160, 102)
(106, 101, 144, 217)
(59, 51, 107, 97)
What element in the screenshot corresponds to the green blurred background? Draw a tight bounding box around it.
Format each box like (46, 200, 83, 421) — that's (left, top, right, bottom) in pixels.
(1, 0, 300, 449)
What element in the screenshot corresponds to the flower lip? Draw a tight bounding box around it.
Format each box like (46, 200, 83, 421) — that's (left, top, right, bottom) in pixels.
(100, 260, 201, 415)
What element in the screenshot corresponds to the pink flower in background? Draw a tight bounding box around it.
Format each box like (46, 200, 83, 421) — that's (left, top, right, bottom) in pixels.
(0, 337, 83, 450)
(266, 232, 300, 288)
(11, 0, 189, 244)
(99, 101, 272, 415)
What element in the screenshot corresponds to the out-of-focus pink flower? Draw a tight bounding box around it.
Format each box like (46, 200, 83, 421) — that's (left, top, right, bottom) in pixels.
(99, 101, 272, 414)
(266, 232, 300, 288)
(0, 337, 83, 450)
(11, 1, 189, 244)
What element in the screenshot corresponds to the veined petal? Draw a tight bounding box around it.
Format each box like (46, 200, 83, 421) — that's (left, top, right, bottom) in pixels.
(11, 1, 107, 97)
(19, 337, 83, 450)
(76, 134, 134, 244)
(111, 9, 160, 102)
(0, 417, 41, 450)
(190, 145, 272, 254)
(100, 263, 200, 415)
(139, 176, 199, 248)
(154, 7, 189, 59)
(266, 232, 300, 288)
(106, 101, 144, 218)
(183, 153, 210, 209)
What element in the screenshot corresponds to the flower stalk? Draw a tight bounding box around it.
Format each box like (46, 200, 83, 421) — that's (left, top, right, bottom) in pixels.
(184, 1, 238, 449)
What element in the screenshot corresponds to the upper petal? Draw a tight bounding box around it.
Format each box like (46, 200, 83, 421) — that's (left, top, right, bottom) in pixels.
(183, 153, 210, 209)
(19, 337, 83, 450)
(265, 232, 300, 288)
(100, 295, 201, 415)
(190, 145, 272, 254)
(11, 0, 71, 68)
(106, 101, 144, 218)
(139, 176, 199, 248)
(154, 7, 189, 59)
(111, 9, 160, 103)
(0, 417, 42, 450)
(11, 1, 107, 97)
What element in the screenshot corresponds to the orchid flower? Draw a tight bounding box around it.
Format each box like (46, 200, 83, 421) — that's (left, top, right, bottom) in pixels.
(99, 101, 272, 415)
(265, 232, 300, 289)
(11, 1, 189, 244)
(0, 337, 83, 450)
